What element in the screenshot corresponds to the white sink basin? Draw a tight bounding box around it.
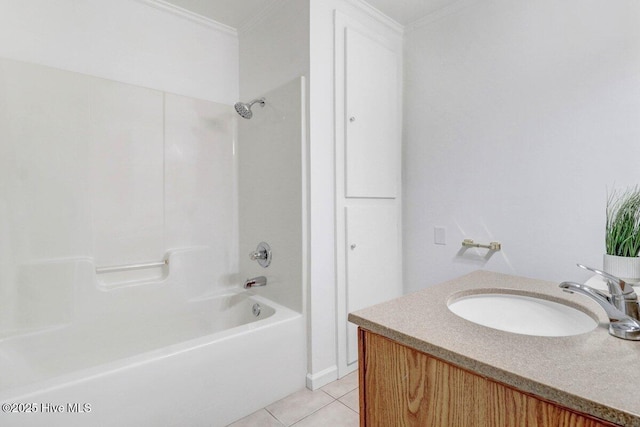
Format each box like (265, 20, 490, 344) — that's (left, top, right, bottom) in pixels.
(448, 293, 597, 337)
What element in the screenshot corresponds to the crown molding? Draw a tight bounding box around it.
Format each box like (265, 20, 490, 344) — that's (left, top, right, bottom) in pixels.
(135, 0, 238, 36)
(346, 0, 404, 35)
(405, 0, 479, 33)
(237, 0, 290, 34)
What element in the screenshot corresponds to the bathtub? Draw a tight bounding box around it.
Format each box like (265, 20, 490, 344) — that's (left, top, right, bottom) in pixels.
(0, 291, 306, 427)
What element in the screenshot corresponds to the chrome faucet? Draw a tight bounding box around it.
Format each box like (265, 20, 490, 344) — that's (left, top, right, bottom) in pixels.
(249, 242, 272, 268)
(559, 264, 640, 341)
(244, 276, 267, 289)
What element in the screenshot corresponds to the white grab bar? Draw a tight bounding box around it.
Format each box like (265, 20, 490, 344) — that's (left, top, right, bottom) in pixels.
(95, 259, 168, 274)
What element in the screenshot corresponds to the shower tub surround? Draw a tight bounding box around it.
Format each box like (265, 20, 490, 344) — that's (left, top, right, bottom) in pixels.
(0, 256, 304, 427)
(0, 59, 307, 426)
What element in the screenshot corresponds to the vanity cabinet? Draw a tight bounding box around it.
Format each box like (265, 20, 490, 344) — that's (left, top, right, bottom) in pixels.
(358, 329, 617, 427)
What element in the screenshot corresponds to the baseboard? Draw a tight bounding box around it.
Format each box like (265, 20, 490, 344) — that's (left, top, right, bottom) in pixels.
(305, 365, 338, 390)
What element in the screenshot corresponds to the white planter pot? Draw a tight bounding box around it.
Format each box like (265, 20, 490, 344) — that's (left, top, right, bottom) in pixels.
(603, 254, 640, 283)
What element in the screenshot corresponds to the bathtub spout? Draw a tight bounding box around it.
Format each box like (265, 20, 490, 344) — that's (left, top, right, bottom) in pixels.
(244, 276, 267, 289)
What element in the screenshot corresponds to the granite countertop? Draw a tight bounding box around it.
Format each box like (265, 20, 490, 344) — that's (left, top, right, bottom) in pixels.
(348, 270, 640, 426)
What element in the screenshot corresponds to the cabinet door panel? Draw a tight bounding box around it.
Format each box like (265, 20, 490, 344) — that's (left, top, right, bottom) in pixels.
(345, 28, 399, 198)
(346, 206, 400, 364)
(360, 330, 618, 427)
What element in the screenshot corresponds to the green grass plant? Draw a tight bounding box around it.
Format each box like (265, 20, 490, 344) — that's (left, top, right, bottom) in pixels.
(606, 186, 640, 257)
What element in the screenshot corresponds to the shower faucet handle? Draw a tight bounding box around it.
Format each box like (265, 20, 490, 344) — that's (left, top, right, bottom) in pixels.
(249, 251, 266, 260)
(249, 242, 272, 268)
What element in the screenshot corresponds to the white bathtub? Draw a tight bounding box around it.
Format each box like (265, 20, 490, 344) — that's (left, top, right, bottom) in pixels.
(0, 291, 306, 427)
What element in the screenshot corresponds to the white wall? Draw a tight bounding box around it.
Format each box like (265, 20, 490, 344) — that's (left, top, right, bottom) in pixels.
(403, 0, 640, 292)
(0, 0, 239, 104)
(238, 0, 309, 100)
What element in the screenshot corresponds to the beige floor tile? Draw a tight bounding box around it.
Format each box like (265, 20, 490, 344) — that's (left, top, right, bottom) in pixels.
(266, 388, 334, 426)
(321, 371, 359, 398)
(338, 388, 359, 413)
(291, 401, 359, 427)
(227, 409, 284, 427)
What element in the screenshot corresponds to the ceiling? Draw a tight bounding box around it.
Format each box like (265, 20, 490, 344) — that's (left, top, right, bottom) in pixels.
(164, 0, 457, 28)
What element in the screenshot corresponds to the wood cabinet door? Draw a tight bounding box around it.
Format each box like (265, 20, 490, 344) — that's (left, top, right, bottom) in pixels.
(359, 329, 618, 427)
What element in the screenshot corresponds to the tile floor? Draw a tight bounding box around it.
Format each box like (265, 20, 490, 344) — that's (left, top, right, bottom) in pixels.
(227, 371, 360, 427)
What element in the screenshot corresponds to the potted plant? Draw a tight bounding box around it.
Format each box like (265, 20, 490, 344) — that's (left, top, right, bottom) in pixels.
(605, 186, 640, 282)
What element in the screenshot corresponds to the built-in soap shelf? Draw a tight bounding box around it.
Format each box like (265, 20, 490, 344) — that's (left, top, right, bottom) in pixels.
(95, 258, 169, 274)
(95, 253, 171, 291)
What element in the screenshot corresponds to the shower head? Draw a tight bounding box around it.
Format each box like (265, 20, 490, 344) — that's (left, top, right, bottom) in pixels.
(234, 97, 265, 119)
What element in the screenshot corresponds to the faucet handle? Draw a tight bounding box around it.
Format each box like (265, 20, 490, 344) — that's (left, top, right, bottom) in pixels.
(249, 242, 272, 268)
(250, 250, 267, 260)
(577, 264, 632, 296)
(560, 281, 640, 340)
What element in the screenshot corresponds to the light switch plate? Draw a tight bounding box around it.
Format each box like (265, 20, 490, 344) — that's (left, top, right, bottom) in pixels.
(434, 226, 446, 245)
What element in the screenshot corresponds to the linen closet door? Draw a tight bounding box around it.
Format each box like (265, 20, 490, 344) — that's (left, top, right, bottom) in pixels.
(345, 205, 400, 365)
(336, 20, 402, 373)
(344, 28, 399, 198)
